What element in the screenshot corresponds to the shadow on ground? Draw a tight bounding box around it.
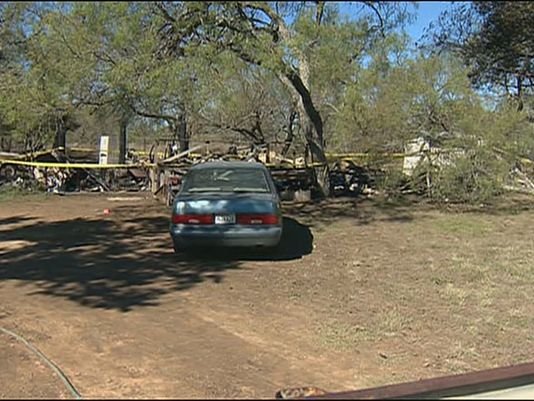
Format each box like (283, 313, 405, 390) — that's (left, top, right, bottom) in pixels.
(0, 216, 35, 226)
(282, 192, 534, 227)
(0, 206, 313, 312)
(282, 195, 424, 227)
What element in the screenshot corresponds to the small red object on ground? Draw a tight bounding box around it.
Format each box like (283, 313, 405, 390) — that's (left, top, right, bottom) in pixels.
(103, 208, 111, 215)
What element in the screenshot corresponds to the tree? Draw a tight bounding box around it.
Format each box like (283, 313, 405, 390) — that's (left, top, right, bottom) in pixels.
(0, 2, 82, 153)
(427, 1, 534, 111)
(29, 2, 198, 154)
(153, 1, 413, 194)
(191, 53, 299, 154)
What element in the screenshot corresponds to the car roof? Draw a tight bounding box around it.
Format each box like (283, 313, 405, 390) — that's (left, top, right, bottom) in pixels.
(189, 161, 268, 171)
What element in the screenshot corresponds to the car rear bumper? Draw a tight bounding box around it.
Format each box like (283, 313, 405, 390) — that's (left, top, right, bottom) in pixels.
(170, 224, 283, 248)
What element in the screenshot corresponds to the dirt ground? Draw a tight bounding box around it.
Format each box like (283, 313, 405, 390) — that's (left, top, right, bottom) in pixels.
(1, 192, 534, 399)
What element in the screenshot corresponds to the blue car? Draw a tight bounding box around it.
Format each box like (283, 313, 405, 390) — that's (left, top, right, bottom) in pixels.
(169, 161, 283, 252)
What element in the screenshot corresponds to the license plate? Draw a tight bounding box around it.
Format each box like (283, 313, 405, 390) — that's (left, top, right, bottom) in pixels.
(214, 214, 236, 225)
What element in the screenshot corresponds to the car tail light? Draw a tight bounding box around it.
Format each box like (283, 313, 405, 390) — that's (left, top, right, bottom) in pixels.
(172, 214, 214, 225)
(237, 214, 279, 225)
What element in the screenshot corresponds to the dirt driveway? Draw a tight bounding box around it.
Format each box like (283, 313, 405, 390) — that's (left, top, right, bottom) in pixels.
(1, 193, 534, 398)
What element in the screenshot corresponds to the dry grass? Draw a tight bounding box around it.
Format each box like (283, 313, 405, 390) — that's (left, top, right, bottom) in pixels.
(279, 194, 534, 384)
(0, 186, 46, 202)
(316, 321, 371, 350)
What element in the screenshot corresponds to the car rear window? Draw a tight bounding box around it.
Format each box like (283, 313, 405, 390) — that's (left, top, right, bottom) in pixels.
(182, 167, 271, 193)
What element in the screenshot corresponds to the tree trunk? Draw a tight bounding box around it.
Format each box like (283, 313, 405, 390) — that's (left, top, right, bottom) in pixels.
(0, 136, 12, 152)
(516, 75, 524, 112)
(53, 116, 67, 150)
(276, 21, 330, 196)
(281, 110, 297, 156)
(279, 72, 330, 196)
(119, 118, 127, 164)
(177, 113, 189, 152)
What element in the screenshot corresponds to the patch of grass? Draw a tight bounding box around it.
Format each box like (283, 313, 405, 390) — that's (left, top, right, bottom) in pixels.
(477, 245, 534, 282)
(474, 287, 496, 308)
(443, 341, 480, 373)
(439, 283, 469, 307)
(315, 321, 371, 350)
(505, 307, 531, 329)
(316, 308, 414, 351)
(0, 185, 46, 202)
(435, 259, 500, 308)
(432, 215, 496, 236)
(374, 308, 413, 337)
(447, 256, 492, 284)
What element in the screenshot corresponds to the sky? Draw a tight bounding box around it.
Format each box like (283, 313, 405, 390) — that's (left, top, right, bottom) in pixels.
(338, 1, 455, 44)
(407, 1, 453, 43)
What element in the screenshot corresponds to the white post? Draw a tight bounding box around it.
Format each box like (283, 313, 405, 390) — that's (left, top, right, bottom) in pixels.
(99, 135, 109, 165)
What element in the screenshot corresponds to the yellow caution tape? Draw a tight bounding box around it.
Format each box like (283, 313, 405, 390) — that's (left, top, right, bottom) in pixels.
(265, 162, 326, 168)
(14, 146, 529, 172)
(0, 159, 155, 169)
(0, 158, 329, 170)
(326, 152, 415, 159)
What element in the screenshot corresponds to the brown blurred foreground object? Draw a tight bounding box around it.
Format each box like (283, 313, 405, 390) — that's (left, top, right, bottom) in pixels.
(277, 362, 534, 399)
(275, 386, 328, 399)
